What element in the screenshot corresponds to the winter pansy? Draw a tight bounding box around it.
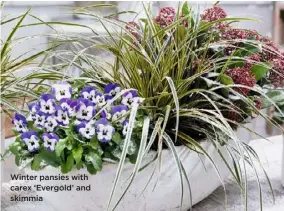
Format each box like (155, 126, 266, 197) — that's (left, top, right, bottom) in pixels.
(44, 115, 58, 132)
(52, 81, 72, 101)
(100, 109, 112, 120)
(111, 105, 128, 124)
(94, 92, 106, 108)
(21, 131, 40, 152)
(122, 120, 129, 136)
(69, 100, 79, 117)
(75, 98, 95, 121)
(55, 106, 69, 126)
(81, 86, 96, 102)
(121, 90, 143, 107)
(96, 118, 115, 143)
(12, 113, 28, 133)
(39, 94, 56, 114)
(59, 98, 72, 111)
(27, 103, 40, 121)
(77, 121, 96, 139)
(122, 90, 138, 106)
(42, 133, 59, 152)
(104, 83, 121, 98)
(34, 111, 47, 129)
(9, 80, 144, 174)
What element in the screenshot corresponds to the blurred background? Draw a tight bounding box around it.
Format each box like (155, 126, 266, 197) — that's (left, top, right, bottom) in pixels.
(2, 1, 284, 140)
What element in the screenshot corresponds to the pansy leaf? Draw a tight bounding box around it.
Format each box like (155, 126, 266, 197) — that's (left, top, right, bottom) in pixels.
(250, 62, 271, 81)
(90, 137, 99, 149)
(40, 150, 61, 167)
(66, 154, 74, 171)
(11, 128, 19, 136)
(76, 160, 83, 170)
(31, 154, 42, 171)
(9, 141, 21, 156)
(15, 155, 21, 166)
(85, 152, 102, 171)
(72, 146, 83, 165)
(112, 132, 122, 145)
(55, 139, 67, 157)
(86, 163, 97, 175)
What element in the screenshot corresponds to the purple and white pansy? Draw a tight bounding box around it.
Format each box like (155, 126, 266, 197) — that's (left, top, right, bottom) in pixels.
(39, 94, 56, 114)
(75, 98, 95, 121)
(59, 98, 72, 111)
(44, 115, 58, 132)
(34, 111, 48, 129)
(27, 103, 40, 121)
(94, 92, 106, 108)
(21, 131, 40, 152)
(11, 81, 144, 159)
(111, 105, 128, 124)
(96, 118, 115, 143)
(55, 106, 69, 126)
(42, 133, 59, 152)
(12, 113, 28, 133)
(122, 90, 144, 107)
(77, 121, 96, 139)
(104, 83, 121, 99)
(81, 86, 96, 102)
(52, 82, 72, 101)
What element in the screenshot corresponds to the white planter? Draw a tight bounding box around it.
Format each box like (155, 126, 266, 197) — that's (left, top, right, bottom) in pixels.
(24, 139, 238, 211)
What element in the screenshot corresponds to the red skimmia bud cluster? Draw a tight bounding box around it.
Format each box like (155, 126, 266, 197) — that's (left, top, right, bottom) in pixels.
(154, 7, 176, 28)
(269, 55, 284, 87)
(226, 67, 256, 96)
(245, 54, 261, 68)
(222, 28, 247, 40)
(125, 21, 140, 39)
(200, 5, 228, 30)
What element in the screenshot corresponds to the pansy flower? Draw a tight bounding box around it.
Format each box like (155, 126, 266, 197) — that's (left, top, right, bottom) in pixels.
(81, 86, 96, 102)
(94, 92, 106, 108)
(42, 133, 59, 152)
(27, 103, 40, 121)
(104, 83, 121, 99)
(39, 94, 56, 114)
(12, 113, 28, 133)
(100, 109, 112, 120)
(34, 111, 48, 128)
(44, 115, 58, 132)
(55, 106, 70, 126)
(121, 90, 144, 107)
(51, 81, 72, 101)
(21, 131, 40, 152)
(75, 98, 95, 121)
(69, 100, 79, 117)
(122, 120, 129, 136)
(76, 121, 96, 139)
(59, 98, 72, 111)
(96, 118, 115, 143)
(111, 105, 128, 124)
